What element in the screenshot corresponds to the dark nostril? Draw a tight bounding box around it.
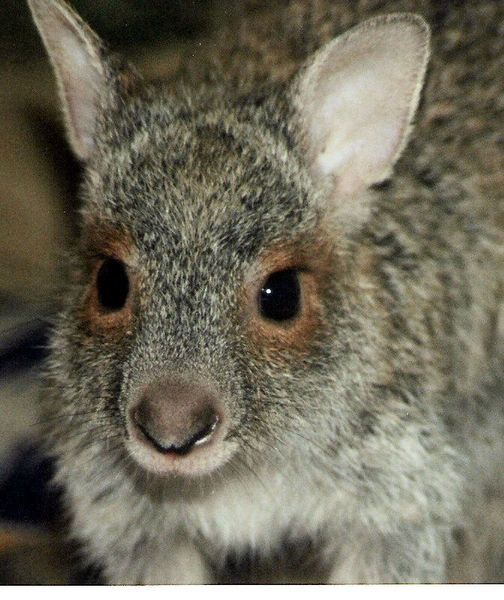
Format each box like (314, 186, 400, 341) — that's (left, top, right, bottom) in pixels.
(132, 406, 220, 456)
(166, 415, 219, 456)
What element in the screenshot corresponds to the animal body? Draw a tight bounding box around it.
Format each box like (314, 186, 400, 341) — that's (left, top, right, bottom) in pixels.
(29, 0, 504, 583)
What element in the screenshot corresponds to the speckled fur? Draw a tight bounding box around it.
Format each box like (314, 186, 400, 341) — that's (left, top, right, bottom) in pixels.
(34, 0, 504, 583)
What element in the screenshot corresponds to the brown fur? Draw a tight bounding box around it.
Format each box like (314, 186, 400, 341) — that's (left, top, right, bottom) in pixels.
(245, 237, 339, 358)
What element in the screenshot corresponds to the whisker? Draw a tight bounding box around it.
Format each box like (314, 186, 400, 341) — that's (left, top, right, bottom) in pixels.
(232, 454, 271, 496)
(34, 410, 107, 426)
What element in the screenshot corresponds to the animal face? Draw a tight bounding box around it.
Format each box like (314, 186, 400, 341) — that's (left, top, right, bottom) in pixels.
(31, 0, 429, 485)
(55, 89, 346, 479)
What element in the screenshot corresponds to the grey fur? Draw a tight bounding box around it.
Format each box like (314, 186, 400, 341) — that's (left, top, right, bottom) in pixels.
(30, 0, 504, 583)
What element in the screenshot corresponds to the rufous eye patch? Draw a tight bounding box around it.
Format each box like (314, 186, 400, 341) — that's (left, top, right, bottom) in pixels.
(244, 238, 338, 357)
(79, 223, 137, 338)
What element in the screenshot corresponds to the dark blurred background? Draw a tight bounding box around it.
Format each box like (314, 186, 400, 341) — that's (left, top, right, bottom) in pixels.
(0, 0, 216, 57)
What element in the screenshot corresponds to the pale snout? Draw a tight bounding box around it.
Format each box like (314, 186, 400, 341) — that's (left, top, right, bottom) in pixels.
(126, 377, 230, 476)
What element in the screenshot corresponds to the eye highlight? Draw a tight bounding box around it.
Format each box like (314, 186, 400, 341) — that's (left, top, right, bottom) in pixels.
(259, 269, 301, 322)
(96, 257, 130, 312)
(244, 239, 336, 357)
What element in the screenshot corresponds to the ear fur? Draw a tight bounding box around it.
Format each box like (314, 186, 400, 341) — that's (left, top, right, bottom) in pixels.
(29, 0, 134, 160)
(294, 13, 430, 199)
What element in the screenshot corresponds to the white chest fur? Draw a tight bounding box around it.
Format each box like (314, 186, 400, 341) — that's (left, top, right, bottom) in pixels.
(182, 468, 344, 558)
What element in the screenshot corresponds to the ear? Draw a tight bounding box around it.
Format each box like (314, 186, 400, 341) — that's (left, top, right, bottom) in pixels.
(294, 13, 430, 197)
(29, 0, 134, 161)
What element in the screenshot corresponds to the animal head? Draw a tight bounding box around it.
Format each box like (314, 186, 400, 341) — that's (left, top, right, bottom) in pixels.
(30, 0, 429, 482)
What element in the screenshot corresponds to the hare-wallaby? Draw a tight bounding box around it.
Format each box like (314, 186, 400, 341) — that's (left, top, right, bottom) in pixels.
(29, 0, 504, 583)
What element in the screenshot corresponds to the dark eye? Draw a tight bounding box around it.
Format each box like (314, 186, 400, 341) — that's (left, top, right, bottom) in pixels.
(259, 269, 301, 322)
(96, 258, 129, 312)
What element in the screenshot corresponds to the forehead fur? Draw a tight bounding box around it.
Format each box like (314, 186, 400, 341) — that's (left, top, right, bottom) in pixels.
(82, 84, 323, 263)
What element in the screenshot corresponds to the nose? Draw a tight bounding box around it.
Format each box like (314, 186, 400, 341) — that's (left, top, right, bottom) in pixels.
(128, 378, 222, 457)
